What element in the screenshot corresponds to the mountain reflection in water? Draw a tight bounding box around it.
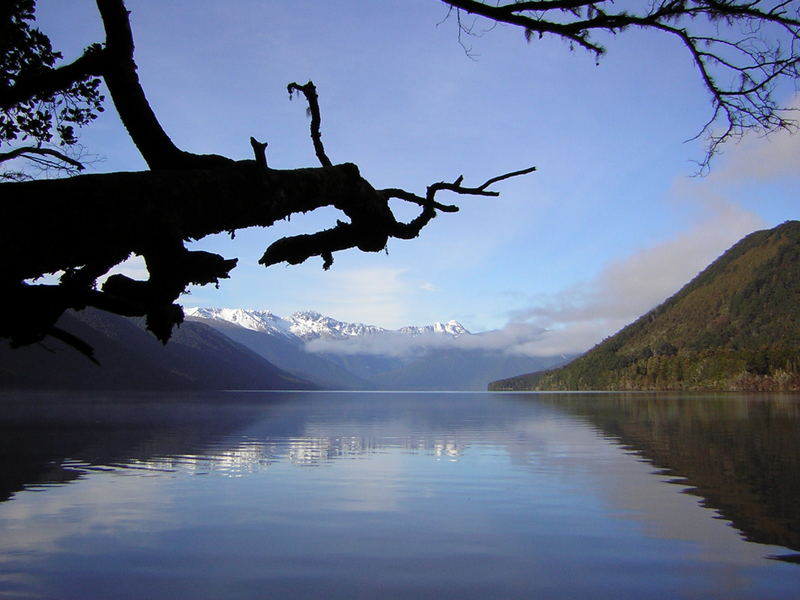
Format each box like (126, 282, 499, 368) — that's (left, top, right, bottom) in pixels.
(2, 391, 798, 553)
(0, 392, 489, 498)
(534, 392, 800, 560)
(0, 390, 799, 599)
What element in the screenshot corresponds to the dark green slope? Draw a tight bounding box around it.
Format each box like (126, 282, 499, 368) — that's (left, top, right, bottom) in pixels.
(491, 221, 800, 392)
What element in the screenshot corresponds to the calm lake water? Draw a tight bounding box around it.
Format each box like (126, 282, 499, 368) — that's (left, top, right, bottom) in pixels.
(0, 390, 798, 599)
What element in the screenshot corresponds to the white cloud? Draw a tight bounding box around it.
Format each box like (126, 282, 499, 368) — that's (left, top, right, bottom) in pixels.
(305, 321, 547, 357)
(506, 201, 765, 356)
(709, 94, 800, 183)
(303, 196, 765, 359)
(714, 129, 800, 182)
(499, 110, 800, 357)
(305, 331, 426, 356)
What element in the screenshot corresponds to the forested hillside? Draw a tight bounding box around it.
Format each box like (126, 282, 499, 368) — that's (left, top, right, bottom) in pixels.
(491, 221, 800, 392)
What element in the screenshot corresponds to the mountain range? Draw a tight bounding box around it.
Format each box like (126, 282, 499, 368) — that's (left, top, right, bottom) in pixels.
(1, 306, 569, 391)
(184, 308, 570, 390)
(490, 220, 800, 392)
(185, 308, 468, 341)
(6, 222, 798, 393)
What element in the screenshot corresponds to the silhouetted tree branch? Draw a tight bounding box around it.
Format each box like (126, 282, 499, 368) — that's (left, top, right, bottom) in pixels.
(441, 0, 800, 169)
(0, 43, 105, 112)
(0, 0, 534, 355)
(288, 81, 333, 168)
(0, 145, 84, 170)
(259, 167, 535, 270)
(2, 0, 798, 356)
(94, 0, 231, 170)
(1, 0, 105, 184)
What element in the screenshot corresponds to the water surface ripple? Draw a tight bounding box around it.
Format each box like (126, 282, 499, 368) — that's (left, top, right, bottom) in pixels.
(0, 390, 798, 599)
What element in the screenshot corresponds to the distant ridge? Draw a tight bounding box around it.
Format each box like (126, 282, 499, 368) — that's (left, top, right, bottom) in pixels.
(0, 308, 314, 391)
(184, 307, 469, 340)
(186, 308, 571, 390)
(185, 310, 371, 390)
(491, 221, 800, 392)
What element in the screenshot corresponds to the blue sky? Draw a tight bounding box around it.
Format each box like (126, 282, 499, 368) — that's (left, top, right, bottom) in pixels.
(34, 1, 799, 355)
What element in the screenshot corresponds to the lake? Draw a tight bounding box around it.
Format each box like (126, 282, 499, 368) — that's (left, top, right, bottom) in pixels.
(0, 390, 798, 599)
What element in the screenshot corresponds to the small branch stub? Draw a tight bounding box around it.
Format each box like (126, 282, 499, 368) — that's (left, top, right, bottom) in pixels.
(249, 137, 269, 169)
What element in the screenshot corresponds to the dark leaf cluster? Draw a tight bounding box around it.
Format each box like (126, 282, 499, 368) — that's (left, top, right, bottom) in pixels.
(0, 1, 103, 152)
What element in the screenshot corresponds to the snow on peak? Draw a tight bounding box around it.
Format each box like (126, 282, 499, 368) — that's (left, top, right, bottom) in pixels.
(184, 307, 292, 336)
(288, 311, 387, 341)
(443, 320, 469, 336)
(185, 307, 469, 341)
(399, 320, 469, 337)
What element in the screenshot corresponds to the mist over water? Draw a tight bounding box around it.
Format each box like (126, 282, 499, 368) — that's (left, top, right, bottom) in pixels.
(0, 391, 798, 599)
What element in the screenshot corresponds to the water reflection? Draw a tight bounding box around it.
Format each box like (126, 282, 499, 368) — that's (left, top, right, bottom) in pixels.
(0, 391, 290, 497)
(1, 390, 800, 599)
(534, 392, 800, 559)
(2, 391, 799, 541)
(0, 392, 493, 493)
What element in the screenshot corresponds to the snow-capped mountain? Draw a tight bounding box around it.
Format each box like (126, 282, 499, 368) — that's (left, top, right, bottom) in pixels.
(399, 320, 468, 337)
(287, 311, 389, 341)
(184, 307, 295, 339)
(184, 307, 572, 391)
(185, 307, 470, 342)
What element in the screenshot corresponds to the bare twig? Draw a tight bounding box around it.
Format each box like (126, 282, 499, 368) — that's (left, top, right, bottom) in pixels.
(288, 81, 333, 167)
(0, 146, 85, 170)
(260, 165, 537, 270)
(441, 0, 800, 169)
(47, 326, 100, 364)
(427, 165, 538, 201)
(379, 188, 460, 212)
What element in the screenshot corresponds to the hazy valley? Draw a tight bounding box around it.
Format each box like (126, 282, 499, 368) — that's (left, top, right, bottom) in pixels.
(0, 307, 571, 391)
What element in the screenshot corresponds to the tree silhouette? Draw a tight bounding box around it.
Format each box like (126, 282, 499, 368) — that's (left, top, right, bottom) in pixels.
(1, 0, 103, 181)
(1, 0, 798, 358)
(442, 1, 800, 164)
